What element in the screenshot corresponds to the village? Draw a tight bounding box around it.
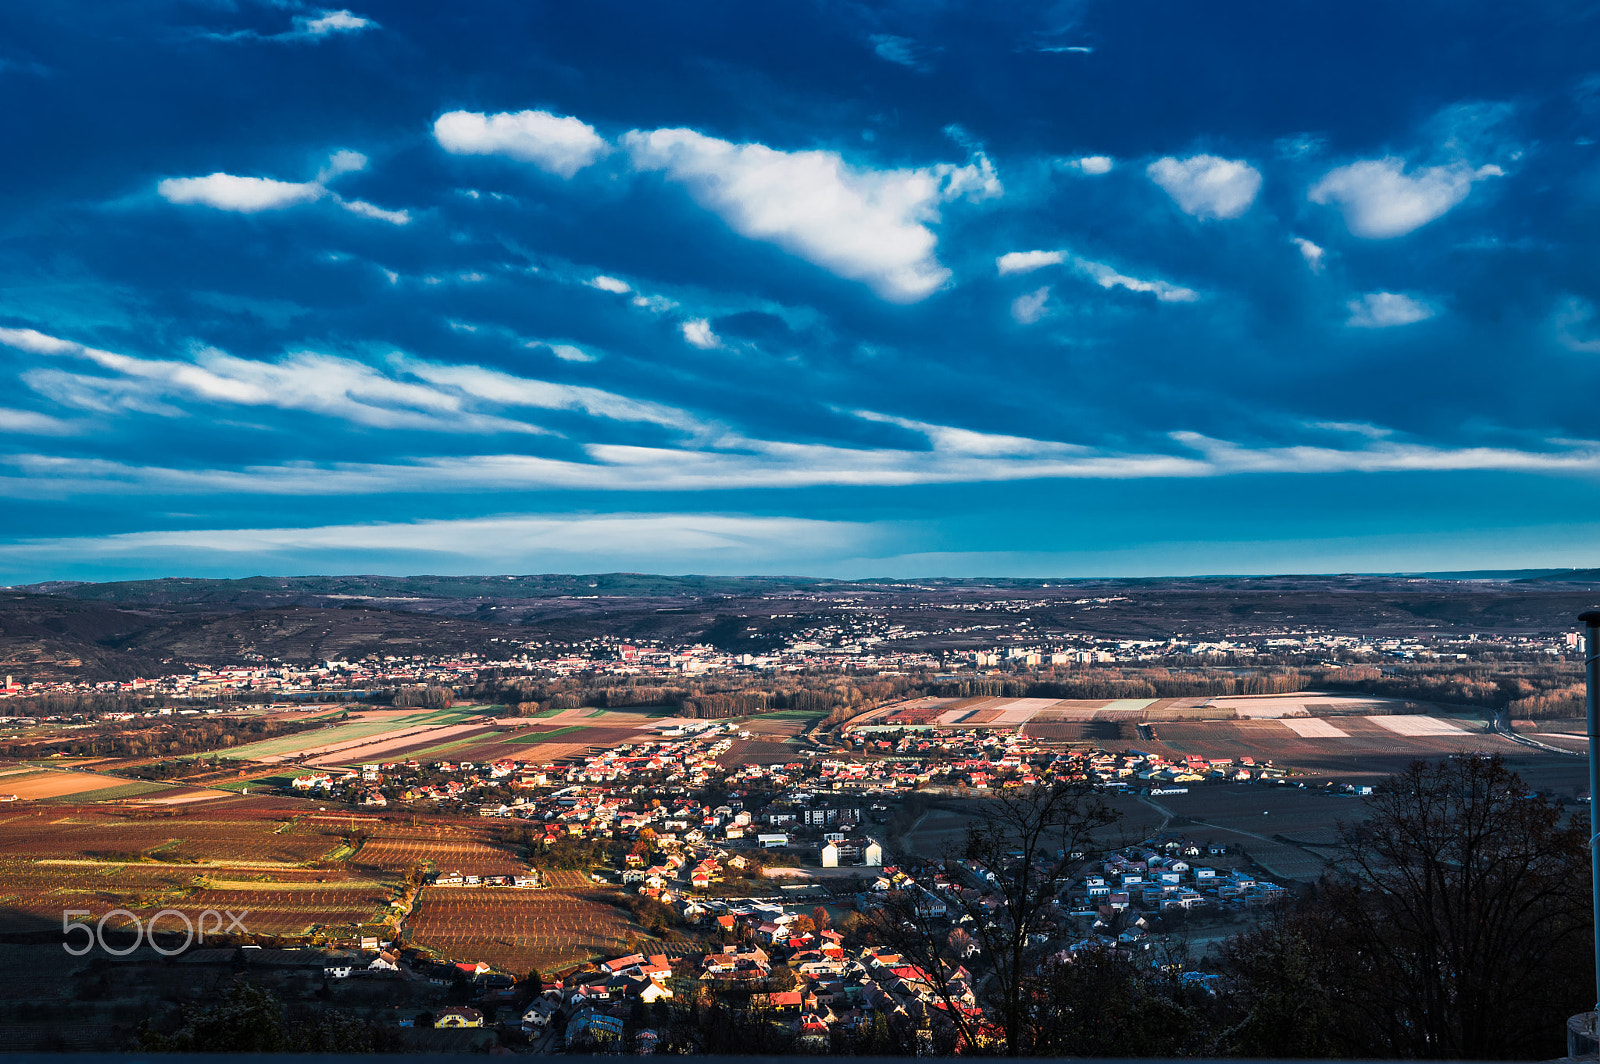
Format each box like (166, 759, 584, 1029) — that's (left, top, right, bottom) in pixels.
(223, 717, 1311, 1052)
(161, 821, 1277, 1055)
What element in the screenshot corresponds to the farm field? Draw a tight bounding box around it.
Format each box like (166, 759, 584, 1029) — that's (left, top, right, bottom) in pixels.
(1139, 716, 1587, 787)
(418, 724, 650, 764)
(44, 780, 179, 803)
(0, 804, 562, 949)
(355, 831, 526, 877)
(300, 723, 501, 767)
(0, 768, 164, 801)
(716, 738, 797, 767)
(406, 885, 641, 974)
(872, 692, 1430, 730)
(167, 883, 396, 936)
(742, 716, 814, 737)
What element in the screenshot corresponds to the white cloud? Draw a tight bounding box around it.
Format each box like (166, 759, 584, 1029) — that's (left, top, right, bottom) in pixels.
(13, 424, 1600, 502)
(1292, 236, 1325, 272)
(996, 250, 1065, 276)
(390, 357, 701, 430)
(0, 512, 872, 572)
(681, 319, 720, 349)
(0, 327, 699, 434)
(623, 127, 998, 302)
(1011, 287, 1050, 324)
(157, 173, 324, 212)
(1071, 257, 1198, 302)
(938, 153, 1002, 202)
(1146, 155, 1261, 219)
(295, 10, 375, 36)
(588, 275, 631, 294)
(996, 250, 1197, 301)
(158, 150, 403, 222)
(0, 408, 79, 435)
(1308, 157, 1503, 238)
(1309, 421, 1391, 439)
(1555, 298, 1600, 353)
(0, 328, 84, 357)
(433, 110, 608, 178)
(869, 34, 927, 69)
(1063, 155, 1113, 175)
(338, 198, 410, 225)
(317, 149, 368, 181)
(548, 343, 598, 363)
(1345, 292, 1434, 328)
(632, 293, 678, 313)
(855, 411, 1085, 457)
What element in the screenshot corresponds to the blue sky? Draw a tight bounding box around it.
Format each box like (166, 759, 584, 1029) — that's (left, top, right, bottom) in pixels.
(2, 0, 1599, 581)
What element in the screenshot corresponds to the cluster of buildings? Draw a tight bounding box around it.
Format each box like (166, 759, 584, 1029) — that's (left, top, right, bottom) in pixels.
(1064, 843, 1289, 921)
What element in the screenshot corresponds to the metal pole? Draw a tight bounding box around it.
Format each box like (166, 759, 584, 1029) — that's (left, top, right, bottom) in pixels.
(1582, 610, 1600, 1015)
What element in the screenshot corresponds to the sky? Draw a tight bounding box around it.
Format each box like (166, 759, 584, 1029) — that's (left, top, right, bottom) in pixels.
(2, 0, 1599, 582)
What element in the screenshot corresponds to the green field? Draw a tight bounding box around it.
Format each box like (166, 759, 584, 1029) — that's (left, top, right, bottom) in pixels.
(220, 711, 464, 760)
(407, 708, 492, 724)
(220, 720, 404, 760)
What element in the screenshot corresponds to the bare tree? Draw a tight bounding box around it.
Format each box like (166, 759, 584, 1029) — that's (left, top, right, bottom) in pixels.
(1331, 755, 1590, 1058)
(1226, 755, 1590, 1060)
(873, 781, 1117, 1055)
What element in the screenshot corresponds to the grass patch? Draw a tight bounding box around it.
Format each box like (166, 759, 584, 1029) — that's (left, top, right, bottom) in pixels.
(408, 708, 490, 724)
(220, 719, 421, 761)
(503, 726, 587, 744)
(749, 709, 827, 720)
(401, 736, 492, 760)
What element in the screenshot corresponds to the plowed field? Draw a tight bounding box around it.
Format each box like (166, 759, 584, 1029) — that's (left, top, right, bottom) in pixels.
(406, 886, 639, 973)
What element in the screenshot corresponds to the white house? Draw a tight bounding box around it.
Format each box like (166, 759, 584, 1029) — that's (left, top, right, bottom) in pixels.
(821, 842, 840, 868)
(522, 998, 560, 1028)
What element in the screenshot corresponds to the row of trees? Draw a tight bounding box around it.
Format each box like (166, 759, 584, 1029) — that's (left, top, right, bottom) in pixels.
(481, 672, 913, 724)
(1324, 661, 1587, 716)
(0, 712, 322, 761)
(470, 658, 1591, 724)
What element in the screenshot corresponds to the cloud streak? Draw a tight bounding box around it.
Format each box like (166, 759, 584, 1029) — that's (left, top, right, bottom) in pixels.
(7, 421, 1597, 501)
(0, 512, 875, 571)
(158, 150, 407, 222)
(0, 328, 699, 434)
(997, 250, 1198, 302)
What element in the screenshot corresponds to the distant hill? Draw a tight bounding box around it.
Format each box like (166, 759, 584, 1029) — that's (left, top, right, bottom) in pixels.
(3, 571, 1597, 684)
